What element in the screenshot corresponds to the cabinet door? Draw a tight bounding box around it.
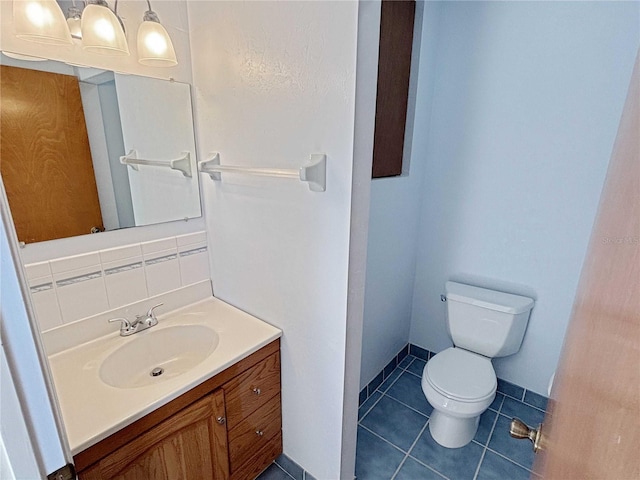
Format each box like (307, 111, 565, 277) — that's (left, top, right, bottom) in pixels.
(79, 390, 229, 480)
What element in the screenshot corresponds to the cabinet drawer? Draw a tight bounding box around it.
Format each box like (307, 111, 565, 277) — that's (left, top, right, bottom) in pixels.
(223, 352, 280, 429)
(228, 393, 282, 473)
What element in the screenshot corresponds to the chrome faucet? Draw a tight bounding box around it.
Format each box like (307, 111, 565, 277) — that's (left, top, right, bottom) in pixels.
(109, 303, 163, 337)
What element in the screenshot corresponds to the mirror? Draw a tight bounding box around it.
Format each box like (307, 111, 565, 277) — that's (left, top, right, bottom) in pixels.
(0, 52, 202, 244)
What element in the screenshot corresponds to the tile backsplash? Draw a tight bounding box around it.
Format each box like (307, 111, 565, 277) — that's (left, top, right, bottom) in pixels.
(24, 231, 211, 332)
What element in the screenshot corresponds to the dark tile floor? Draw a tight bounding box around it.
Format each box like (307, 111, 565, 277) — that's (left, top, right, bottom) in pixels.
(356, 355, 546, 480)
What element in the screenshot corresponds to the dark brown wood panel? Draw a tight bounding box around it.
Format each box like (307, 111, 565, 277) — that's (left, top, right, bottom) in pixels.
(0, 65, 103, 243)
(372, 0, 416, 178)
(223, 352, 281, 430)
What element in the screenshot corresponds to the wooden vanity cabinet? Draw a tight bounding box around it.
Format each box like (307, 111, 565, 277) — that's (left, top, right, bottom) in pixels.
(75, 340, 281, 480)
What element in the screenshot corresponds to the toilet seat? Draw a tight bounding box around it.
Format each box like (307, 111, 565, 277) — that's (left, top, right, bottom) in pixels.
(424, 347, 496, 402)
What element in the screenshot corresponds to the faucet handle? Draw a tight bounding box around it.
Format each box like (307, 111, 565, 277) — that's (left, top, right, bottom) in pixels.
(109, 317, 132, 332)
(146, 303, 163, 325)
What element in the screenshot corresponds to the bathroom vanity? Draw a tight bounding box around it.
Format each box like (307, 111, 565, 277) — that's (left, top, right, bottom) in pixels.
(45, 297, 282, 480)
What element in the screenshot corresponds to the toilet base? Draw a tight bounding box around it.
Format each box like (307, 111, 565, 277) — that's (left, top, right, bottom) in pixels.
(428, 409, 481, 448)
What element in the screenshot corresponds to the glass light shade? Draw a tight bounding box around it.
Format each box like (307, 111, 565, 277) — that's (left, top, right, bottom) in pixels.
(81, 3, 129, 56)
(137, 20, 177, 67)
(13, 0, 73, 45)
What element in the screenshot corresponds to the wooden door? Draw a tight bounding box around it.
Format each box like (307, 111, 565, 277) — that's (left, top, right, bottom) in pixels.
(0, 65, 103, 243)
(532, 52, 639, 478)
(78, 389, 230, 480)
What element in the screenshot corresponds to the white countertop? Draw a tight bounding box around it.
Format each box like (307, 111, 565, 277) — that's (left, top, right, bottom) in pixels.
(48, 297, 281, 455)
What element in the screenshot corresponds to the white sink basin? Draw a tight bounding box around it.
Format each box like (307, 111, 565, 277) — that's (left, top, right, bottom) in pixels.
(99, 325, 219, 389)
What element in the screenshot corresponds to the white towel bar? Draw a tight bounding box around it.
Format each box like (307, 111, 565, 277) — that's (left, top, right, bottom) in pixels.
(120, 150, 192, 178)
(198, 153, 326, 192)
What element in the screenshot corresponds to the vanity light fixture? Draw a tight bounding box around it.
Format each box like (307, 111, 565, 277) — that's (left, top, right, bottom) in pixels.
(136, 0, 177, 67)
(13, 0, 73, 45)
(81, 0, 129, 56)
(12, 0, 178, 66)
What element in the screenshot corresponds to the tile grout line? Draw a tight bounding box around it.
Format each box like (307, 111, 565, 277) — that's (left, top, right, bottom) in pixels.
(376, 368, 403, 395)
(472, 448, 488, 480)
(390, 419, 430, 480)
(358, 423, 408, 456)
(500, 392, 546, 414)
(361, 363, 406, 419)
(383, 391, 431, 419)
(488, 393, 537, 473)
(363, 351, 431, 405)
(472, 401, 502, 480)
(362, 354, 415, 404)
(404, 452, 451, 480)
(271, 462, 296, 480)
(391, 418, 429, 480)
(363, 356, 415, 410)
(359, 388, 387, 420)
(483, 445, 536, 473)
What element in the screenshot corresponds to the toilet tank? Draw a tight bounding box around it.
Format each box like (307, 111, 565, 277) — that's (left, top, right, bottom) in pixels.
(445, 281, 534, 358)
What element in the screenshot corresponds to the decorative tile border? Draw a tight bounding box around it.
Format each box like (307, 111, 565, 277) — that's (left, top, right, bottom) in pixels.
(179, 246, 207, 257)
(144, 253, 178, 266)
(104, 261, 143, 276)
(30, 282, 54, 294)
(25, 231, 212, 334)
(55, 271, 103, 288)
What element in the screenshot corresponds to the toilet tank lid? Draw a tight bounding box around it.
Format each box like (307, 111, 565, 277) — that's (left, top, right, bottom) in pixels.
(445, 281, 534, 314)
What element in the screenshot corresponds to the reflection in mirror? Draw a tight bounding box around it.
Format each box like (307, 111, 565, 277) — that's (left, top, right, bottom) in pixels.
(0, 53, 202, 245)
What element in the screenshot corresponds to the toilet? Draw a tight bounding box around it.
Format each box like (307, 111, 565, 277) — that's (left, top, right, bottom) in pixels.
(421, 281, 534, 448)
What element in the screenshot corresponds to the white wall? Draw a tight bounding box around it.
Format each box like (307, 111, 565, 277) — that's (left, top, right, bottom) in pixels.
(409, 1, 640, 395)
(188, 2, 360, 477)
(0, 0, 205, 264)
(360, 1, 442, 388)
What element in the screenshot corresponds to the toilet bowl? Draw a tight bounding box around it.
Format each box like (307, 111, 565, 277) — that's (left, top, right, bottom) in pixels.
(420, 281, 534, 448)
(421, 347, 496, 448)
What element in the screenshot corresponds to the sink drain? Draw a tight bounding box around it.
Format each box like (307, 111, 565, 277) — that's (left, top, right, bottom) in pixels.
(150, 367, 164, 377)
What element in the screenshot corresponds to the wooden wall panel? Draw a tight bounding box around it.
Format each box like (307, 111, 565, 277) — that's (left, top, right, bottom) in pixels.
(372, 0, 415, 178)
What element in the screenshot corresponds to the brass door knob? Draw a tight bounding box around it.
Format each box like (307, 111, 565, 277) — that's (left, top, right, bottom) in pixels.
(510, 417, 546, 453)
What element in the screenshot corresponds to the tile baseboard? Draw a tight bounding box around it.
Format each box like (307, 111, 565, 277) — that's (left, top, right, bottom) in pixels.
(257, 453, 317, 480)
(360, 343, 548, 412)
